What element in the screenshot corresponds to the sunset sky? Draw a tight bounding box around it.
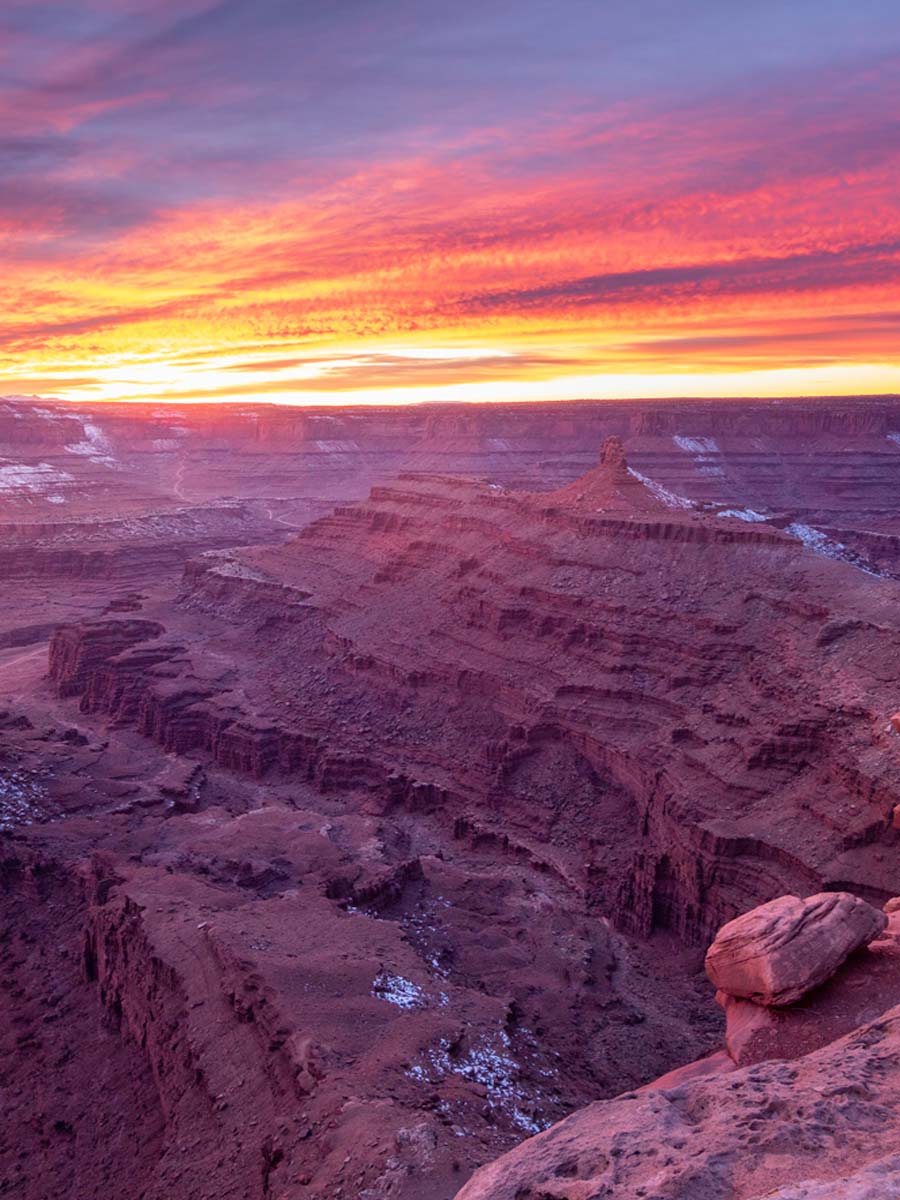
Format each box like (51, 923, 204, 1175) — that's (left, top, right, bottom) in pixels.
(2, 0, 899, 405)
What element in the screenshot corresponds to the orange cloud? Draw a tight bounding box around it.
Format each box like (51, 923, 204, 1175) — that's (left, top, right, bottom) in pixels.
(2, 52, 899, 404)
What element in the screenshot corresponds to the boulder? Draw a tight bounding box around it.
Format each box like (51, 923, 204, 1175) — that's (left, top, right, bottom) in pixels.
(717, 900, 900, 1066)
(705, 892, 886, 1007)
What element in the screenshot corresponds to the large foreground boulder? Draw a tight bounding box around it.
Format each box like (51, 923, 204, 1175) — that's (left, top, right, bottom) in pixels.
(718, 901, 900, 1066)
(705, 892, 886, 1007)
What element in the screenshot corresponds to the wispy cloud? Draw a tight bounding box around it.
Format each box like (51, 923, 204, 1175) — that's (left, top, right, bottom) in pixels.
(1, 2, 899, 402)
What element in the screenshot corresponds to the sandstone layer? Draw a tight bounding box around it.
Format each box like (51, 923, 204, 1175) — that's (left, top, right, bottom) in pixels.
(3, 396, 900, 1198)
(705, 892, 887, 1005)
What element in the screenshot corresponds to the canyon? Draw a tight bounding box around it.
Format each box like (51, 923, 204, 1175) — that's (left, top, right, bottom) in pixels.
(3, 394, 900, 1198)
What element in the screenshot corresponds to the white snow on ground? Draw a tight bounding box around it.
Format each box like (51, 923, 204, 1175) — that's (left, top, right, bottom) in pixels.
(65, 420, 117, 467)
(786, 522, 883, 578)
(371, 971, 429, 1010)
(717, 508, 768, 522)
(370, 968, 450, 1010)
(312, 440, 360, 452)
(673, 434, 725, 478)
(673, 435, 719, 454)
(888, 433, 900, 447)
(627, 467, 693, 510)
(406, 1029, 551, 1134)
(0, 461, 74, 493)
(0, 770, 49, 831)
(787, 522, 848, 561)
(451, 1031, 546, 1133)
(0, 399, 59, 416)
(400, 901, 454, 977)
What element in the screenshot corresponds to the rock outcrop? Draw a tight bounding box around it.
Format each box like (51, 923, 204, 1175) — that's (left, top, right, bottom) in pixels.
(545, 434, 666, 513)
(455, 895, 900, 1200)
(715, 898, 900, 1067)
(454, 1003, 900, 1200)
(49, 619, 166, 697)
(705, 892, 887, 1006)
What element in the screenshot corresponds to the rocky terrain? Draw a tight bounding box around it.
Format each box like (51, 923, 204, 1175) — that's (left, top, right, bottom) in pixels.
(458, 891, 900, 1199)
(3, 394, 900, 1198)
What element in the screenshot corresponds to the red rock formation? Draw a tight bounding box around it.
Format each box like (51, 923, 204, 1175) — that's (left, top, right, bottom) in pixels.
(47, 467, 900, 945)
(454, 1004, 900, 1200)
(540, 434, 668, 512)
(49, 619, 165, 697)
(4, 400, 900, 1199)
(713, 898, 900, 1067)
(705, 892, 887, 1006)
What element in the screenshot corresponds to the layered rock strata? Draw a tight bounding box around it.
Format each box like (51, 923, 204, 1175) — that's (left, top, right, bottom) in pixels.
(6, 411, 900, 1199)
(48, 452, 900, 946)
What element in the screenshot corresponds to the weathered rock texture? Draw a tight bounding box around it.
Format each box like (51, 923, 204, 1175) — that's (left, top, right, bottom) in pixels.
(456, 897, 900, 1200)
(4, 395, 900, 1199)
(454, 1004, 900, 1200)
(706, 892, 887, 1006)
(715, 900, 900, 1067)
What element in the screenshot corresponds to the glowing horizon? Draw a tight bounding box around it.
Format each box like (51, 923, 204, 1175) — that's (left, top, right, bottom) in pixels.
(2, 2, 899, 406)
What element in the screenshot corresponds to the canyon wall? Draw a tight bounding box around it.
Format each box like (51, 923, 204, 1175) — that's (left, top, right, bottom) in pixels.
(5, 393, 900, 525)
(4, 396, 900, 1199)
(45, 457, 900, 946)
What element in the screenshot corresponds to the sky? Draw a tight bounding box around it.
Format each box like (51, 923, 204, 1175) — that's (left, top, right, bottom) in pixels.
(1, 0, 899, 406)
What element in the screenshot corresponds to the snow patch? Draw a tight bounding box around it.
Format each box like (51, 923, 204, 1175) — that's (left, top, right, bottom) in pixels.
(0, 770, 50, 831)
(888, 433, 900, 447)
(717, 508, 768, 523)
(65, 421, 117, 467)
(786, 522, 883, 578)
(371, 971, 428, 1010)
(627, 468, 693, 510)
(406, 1029, 551, 1134)
(674, 435, 719, 454)
(0, 461, 74, 493)
(673, 434, 724, 478)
